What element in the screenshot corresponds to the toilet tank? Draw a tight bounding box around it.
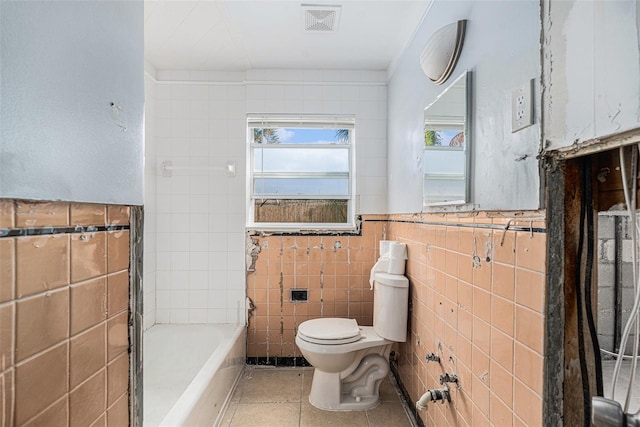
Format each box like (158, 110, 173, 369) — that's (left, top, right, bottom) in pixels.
(373, 272, 409, 342)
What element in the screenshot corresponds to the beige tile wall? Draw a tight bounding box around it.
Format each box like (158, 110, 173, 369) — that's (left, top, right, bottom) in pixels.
(0, 200, 131, 427)
(388, 213, 546, 426)
(247, 217, 387, 358)
(247, 212, 547, 426)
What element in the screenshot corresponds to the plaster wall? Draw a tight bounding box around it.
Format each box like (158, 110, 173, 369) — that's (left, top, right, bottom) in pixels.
(387, 1, 542, 213)
(0, 1, 145, 205)
(543, 0, 640, 150)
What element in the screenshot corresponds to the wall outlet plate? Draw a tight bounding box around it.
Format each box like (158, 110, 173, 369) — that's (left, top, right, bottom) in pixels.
(511, 79, 534, 133)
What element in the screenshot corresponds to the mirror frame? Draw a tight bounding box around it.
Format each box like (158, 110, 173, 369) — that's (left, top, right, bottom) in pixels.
(422, 70, 471, 208)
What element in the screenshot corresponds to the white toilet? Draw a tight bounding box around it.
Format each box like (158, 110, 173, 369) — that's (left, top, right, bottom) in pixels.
(295, 271, 409, 411)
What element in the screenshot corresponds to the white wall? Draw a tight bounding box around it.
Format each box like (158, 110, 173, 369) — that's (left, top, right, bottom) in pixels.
(244, 69, 388, 215)
(152, 71, 247, 324)
(543, 0, 640, 150)
(0, 1, 144, 205)
(387, 1, 542, 213)
(146, 69, 387, 324)
(144, 64, 158, 330)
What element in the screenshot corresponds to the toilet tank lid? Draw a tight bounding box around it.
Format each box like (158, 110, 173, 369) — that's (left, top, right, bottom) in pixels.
(298, 318, 361, 341)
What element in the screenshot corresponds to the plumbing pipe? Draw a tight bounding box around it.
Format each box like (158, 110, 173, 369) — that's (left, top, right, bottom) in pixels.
(425, 353, 440, 363)
(592, 396, 640, 426)
(416, 387, 450, 411)
(612, 146, 640, 411)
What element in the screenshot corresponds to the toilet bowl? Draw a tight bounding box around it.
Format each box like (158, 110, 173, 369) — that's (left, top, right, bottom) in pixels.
(296, 319, 392, 410)
(295, 270, 409, 411)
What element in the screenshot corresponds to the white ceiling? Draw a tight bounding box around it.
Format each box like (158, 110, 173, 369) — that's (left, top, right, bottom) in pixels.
(144, 0, 431, 72)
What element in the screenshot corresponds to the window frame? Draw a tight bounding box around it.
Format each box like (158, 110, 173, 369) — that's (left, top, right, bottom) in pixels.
(246, 114, 357, 232)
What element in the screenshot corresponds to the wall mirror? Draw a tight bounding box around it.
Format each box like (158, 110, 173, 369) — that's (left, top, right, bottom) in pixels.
(423, 71, 470, 207)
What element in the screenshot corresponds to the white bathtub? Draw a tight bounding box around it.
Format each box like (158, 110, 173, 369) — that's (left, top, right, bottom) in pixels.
(143, 323, 245, 427)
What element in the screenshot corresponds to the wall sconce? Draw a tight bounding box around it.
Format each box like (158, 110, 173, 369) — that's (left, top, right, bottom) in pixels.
(419, 20, 467, 85)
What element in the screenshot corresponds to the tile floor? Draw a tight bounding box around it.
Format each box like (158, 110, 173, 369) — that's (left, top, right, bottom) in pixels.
(219, 367, 416, 427)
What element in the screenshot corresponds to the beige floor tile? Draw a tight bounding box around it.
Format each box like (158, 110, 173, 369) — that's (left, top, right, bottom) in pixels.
(219, 367, 415, 427)
(239, 368, 303, 403)
(230, 387, 243, 403)
(300, 402, 369, 427)
(366, 402, 413, 427)
(218, 402, 238, 426)
(229, 377, 244, 404)
(301, 369, 314, 397)
(379, 377, 402, 402)
(230, 402, 300, 427)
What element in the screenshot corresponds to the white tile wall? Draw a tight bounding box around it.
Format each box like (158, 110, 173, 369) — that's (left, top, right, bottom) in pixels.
(152, 77, 246, 324)
(146, 69, 388, 324)
(143, 71, 158, 330)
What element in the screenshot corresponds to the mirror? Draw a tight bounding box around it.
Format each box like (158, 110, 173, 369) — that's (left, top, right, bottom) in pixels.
(423, 71, 470, 207)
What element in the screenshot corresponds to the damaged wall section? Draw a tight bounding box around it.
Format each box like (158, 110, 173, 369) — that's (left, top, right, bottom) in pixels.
(542, 0, 640, 151)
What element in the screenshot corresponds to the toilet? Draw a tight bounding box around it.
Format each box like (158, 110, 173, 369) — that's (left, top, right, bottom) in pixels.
(295, 270, 409, 411)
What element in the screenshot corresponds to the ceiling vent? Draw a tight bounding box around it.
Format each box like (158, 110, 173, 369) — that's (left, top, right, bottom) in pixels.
(302, 4, 341, 32)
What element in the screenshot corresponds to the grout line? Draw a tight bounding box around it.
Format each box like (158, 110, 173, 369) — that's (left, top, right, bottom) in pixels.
(0, 224, 130, 238)
(20, 393, 67, 427)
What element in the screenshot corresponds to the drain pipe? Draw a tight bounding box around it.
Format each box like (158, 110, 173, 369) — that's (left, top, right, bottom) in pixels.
(416, 386, 450, 410)
(416, 372, 457, 411)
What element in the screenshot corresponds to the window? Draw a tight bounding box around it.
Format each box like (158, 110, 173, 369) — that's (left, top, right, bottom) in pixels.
(247, 115, 356, 230)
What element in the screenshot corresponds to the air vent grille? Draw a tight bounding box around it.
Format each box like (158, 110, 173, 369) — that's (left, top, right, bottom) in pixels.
(302, 4, 341, 32)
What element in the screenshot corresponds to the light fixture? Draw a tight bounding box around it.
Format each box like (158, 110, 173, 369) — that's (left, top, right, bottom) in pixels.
(419, 20, 467, 85)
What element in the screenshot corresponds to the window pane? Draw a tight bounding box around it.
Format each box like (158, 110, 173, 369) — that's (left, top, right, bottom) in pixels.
(252, 127, 349, 145)
(254, 147, 349, 173)
(247, 118, 355, 227)
(423, 177, 465, 203)
(254, 199, 348, 223)
(422, 149, 466, 175)
(253, 178, 349, 196)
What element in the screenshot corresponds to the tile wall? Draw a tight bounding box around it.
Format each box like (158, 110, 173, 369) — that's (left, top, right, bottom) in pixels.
(247, 216, 387, 358)
(144, 69, 158, 330)
(153, 74, 247, 324)
(147, 69, 388, 325)
(0, 200, 131, 426)
(387, 213, 546, 426)
(247, 212, 547, 426)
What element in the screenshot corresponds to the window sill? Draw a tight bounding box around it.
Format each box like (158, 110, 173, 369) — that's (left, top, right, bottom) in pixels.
(246, 223, 359, 236)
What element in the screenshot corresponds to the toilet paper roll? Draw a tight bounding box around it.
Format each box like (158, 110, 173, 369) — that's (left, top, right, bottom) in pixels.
(379, 240, 393, 257)
(369, 256, 389, 289)
(389, 242, 407, 259)
(387, 258, 406, 275)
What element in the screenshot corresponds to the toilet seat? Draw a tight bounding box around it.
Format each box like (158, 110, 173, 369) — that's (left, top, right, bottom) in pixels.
(297, 318, 361, 345)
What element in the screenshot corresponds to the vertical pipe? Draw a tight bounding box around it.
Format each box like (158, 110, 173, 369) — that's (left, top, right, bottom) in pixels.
(576, 158, 591, 425)
(615, 215, 623, 353)
(584, 156, 604, 396)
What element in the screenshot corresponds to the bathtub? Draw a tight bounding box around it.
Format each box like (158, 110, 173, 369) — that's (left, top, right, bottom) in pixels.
(143, 323, 245, 427)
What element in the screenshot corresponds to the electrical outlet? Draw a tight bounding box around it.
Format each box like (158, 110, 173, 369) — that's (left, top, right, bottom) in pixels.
(511, 79, 534, 133)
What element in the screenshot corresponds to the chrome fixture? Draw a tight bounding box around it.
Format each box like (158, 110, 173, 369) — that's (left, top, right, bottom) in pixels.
(425, 353, 440, 363)
(592, 396, 640, 426)
(439, 373, 458, 386)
